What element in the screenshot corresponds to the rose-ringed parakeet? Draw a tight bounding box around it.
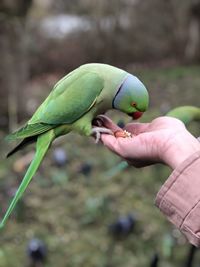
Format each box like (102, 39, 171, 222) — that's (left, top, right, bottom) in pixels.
(0, 63, 149, 227)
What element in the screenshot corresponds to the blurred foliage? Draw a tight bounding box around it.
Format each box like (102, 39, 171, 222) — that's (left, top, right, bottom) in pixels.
(0, 0, 200, 266)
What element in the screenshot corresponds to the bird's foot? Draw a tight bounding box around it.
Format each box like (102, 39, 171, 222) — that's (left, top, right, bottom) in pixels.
(92, 115, 132, 142)
(91, 127, 114, 143)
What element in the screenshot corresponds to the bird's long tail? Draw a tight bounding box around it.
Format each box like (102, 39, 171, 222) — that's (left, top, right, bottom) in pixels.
(0, 130, 55, 228)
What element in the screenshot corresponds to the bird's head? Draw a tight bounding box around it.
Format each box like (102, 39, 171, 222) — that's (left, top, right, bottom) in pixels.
(113, 74, 149, 120)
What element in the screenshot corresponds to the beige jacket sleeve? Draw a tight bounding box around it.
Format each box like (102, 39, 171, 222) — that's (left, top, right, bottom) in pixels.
(155, 151, 200, 247)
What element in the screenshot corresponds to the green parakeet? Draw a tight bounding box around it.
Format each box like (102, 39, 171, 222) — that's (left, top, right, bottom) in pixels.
(1, 63, 149, 227)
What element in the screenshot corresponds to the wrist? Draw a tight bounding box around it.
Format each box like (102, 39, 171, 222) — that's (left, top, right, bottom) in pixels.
(162, 131, 200, 170)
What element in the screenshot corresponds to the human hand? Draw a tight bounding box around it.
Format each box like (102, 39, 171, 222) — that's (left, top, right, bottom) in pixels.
(97, 115, 200, 169)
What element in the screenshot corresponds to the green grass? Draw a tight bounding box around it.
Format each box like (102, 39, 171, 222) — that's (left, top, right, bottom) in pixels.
(0, 65, 199, 267)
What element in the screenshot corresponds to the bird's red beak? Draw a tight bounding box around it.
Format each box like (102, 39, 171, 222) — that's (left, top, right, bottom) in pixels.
(129, 111, 143, 120)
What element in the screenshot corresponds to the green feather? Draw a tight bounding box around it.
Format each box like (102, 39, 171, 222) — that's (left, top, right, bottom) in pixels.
(6, 123, 55, 141)
(29, 71, 104, 125)
(0, 130, 55, 228)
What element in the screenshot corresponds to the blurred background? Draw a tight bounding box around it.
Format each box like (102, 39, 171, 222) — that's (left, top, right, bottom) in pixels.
(0, 0, 200, 266)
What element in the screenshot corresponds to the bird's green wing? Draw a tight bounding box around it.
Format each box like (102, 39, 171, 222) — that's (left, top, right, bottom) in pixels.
(6, 123, 55, 140)
(29, 71, 104, 125)
(6, 71, 104, 140)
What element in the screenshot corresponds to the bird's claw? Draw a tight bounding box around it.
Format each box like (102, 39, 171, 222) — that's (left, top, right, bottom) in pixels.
(91, 127, 114, 143)
(92, 116, 132, 141)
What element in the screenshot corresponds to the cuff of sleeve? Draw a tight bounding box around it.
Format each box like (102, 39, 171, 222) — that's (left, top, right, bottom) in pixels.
(155, 151, 200, 247)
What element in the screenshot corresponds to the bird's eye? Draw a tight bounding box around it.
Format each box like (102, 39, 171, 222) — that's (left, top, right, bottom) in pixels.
(131, 102, 137, 107)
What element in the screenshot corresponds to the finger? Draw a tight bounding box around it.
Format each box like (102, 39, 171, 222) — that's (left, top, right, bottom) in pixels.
(95, 115, 122, 132)
(100, 133, 120, 151)
(101, 134, 128, 155)
(101, 133, 136, 158)
(101, 134, 154, 167)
